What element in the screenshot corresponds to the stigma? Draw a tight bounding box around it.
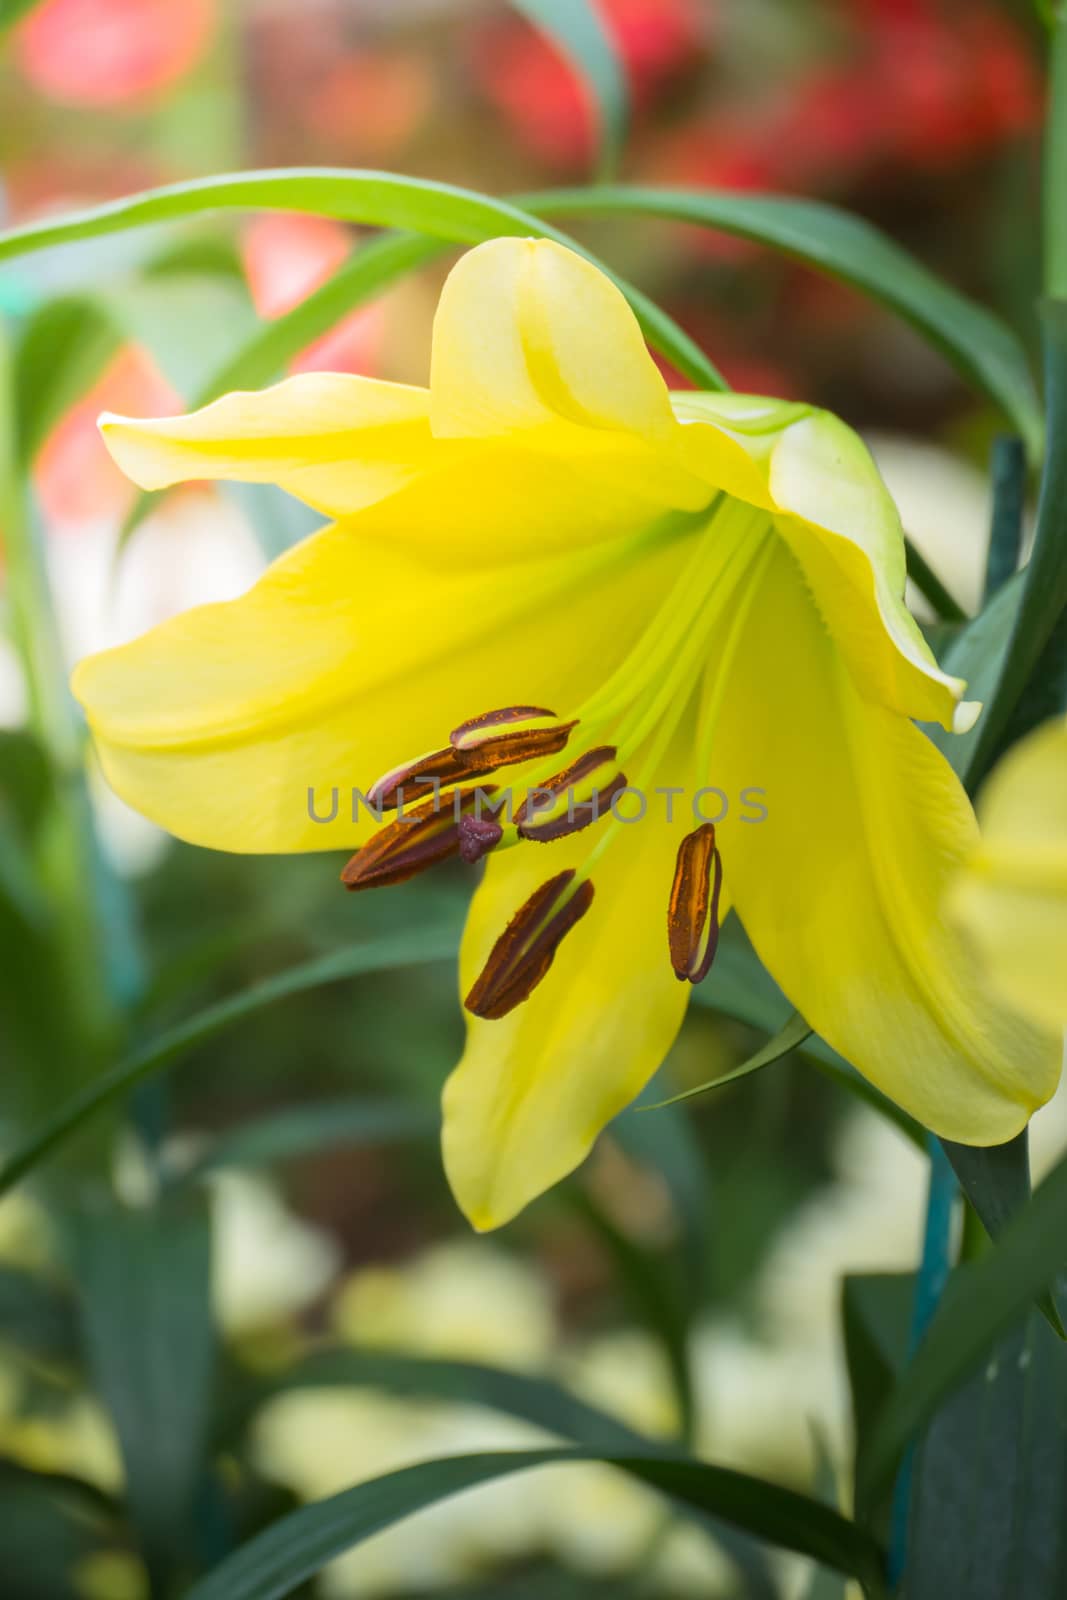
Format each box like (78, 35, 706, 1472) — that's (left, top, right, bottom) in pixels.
(668, 823, 723, 984)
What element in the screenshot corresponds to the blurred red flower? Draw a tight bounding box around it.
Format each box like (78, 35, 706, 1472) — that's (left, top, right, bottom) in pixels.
(470, 0, 707, 169)
(663, 0, 1039, 219)
(241, 213, 385, 378)
(16, 0, 215, 108)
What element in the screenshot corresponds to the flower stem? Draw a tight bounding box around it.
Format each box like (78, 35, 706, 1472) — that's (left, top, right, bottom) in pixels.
(887, 1138, 957, 1588)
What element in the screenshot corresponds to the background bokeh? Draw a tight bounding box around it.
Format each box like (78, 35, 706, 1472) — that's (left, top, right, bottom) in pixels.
(0, 3, 1064, 1598)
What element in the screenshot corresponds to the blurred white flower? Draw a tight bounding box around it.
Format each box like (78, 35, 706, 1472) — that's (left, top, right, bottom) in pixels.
(45, 490, 263, 877)
(210, 1170, 341, 1338)
(866, 432, 998, 620)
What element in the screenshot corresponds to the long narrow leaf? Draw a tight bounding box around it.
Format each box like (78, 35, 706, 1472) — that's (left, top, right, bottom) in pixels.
(182, 1097, 435, 1178)
(525, 186, 1043, 456)
(184, 1448, 887, 1600)
(857, 1150, 1067, 1505)
(230, 1349, 777, 1599)
(0, 922, 461, 1196)
(645, 1010, 811, 1109)
(0, 169, 724, 391)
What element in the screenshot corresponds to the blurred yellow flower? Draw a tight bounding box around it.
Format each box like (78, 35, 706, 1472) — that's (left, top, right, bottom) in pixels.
(73, 1551, 148, 1600)
(333, 1239, 555, 1368)
(950, 718, 1067, 1032)
(73, 237, 1059, 1229)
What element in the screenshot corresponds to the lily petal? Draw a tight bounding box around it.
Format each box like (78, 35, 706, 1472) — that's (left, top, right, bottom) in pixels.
(769, 411, 969, 732)
(100, 373, 433, 517)
(71, 518, 691, 853)
(428, 238, 771, 533)
(430, 236, 679, 442)
(708, 540, 1060, 1144)
(443, 741, 697, 1231)
(674, 395, 969, 732)
(949, 719, 1067, 1031)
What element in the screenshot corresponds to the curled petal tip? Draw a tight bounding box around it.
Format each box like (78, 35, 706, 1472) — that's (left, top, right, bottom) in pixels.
(953, 698, 982, 735)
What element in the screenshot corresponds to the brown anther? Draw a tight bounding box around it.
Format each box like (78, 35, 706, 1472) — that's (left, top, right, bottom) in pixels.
(370, 721, 577, 813)
(465, 869, 595, 1019)
(515, 746, 628, 842)
(668, 823, 723, 984)
(368, 746, 468, 812)
(341, 790, 481, 892)
(450, 705, 558, 751)
(458, 813, 504, 865)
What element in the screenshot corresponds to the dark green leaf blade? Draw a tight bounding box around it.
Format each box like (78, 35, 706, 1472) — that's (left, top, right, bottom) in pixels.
(13, 295, 122, 465)
(183, 1097, 436, 1178)
(77, 1196, 215, 1586)
(185, 1448, 886, 1600)
(857, 1150, 1067, 1506)
(525, 186, 1042, 456)
(645, 1010, 811, 1109)
(0, 921, 462, 1196)
(904, 1308, 1067, 1599)
(232, 1348, 777, 1600)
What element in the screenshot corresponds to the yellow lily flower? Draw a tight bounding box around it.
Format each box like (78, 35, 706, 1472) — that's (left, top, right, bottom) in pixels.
(72, 237, 1059, 1229)
(950, 718, 1067, 1033)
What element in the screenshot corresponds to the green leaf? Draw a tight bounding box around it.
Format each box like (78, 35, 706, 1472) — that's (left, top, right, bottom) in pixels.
(0, 921, 462, 1196)
(903, 1307, 1067, 1599)
(942, 1131, 1064, 1340)
(524, 186, 1043, 457)
(0, 0, 42, 34)
(940, 1131, 1032, 1241)
(927, 569, 1024, 784)
(13, 295, 122, 466)
(645, 1010, 811, 1109)
(245, 1349, 653, 1453)
(963, 299, 1067, 783)
(842, 1274, 915, 1538)
(181, 1096, 436, 1179)
(510, 0, 628, 175)
(905, 539, 967, 624)
(184, 1448, 887, 1600)
(0, 1265, 78, 1366)
(76, 1196, 214, 1586)
(984, 435, 1027, 602)
(0, 169, 724, 392)
(857, 1149, 1067, 1507)
(235, 1349, 778, 1600)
